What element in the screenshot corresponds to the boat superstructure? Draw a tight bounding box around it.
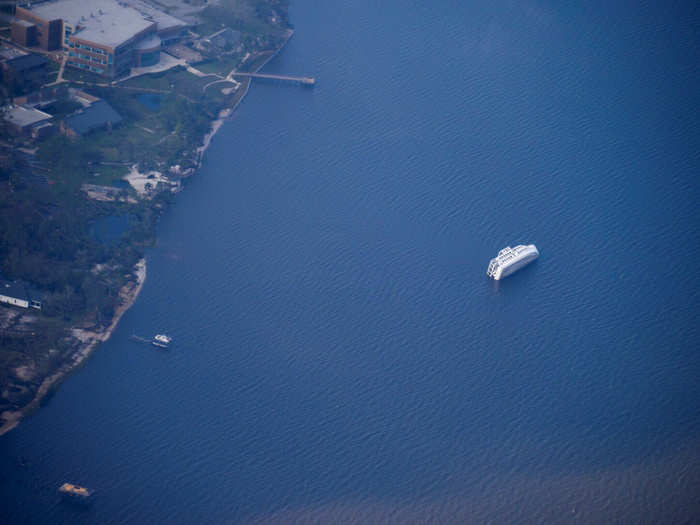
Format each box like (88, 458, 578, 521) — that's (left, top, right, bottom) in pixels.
(487, 244, 539, 280)
(152, 334, 172, 348)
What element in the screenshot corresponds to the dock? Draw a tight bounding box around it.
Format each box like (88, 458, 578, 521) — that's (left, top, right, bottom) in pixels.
(232, 72, 316, 87)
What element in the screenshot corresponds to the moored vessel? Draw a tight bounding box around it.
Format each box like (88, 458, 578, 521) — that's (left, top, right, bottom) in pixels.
(487, 244, 539, 280)
(58, 483, 93, 505)
(152, 334, 172, 348)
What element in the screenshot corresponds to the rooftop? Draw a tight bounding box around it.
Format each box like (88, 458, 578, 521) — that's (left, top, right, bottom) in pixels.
(4, 105, 53, 128)
(65, 100, 122, 135)
(5, 53, 47, 72)
(70, 88, 100, 107)
(0, 279, 29, 302)
(123, 0, 188, 33)
(25, 0, 154, 48)
(0, 274, 43, 302)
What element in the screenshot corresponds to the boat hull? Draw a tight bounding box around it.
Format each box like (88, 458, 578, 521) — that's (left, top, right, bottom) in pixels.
(493, 252, 538, 280)
(487, 244, 539, 280)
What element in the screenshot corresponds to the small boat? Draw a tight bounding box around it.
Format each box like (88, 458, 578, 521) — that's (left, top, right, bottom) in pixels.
(152, 334, 172, 348)
(58, 482, 93, 505)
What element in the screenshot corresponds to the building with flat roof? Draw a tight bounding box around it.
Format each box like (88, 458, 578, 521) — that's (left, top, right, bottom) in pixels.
(123, 0, 189, 44)
(0, 274, 44, 310)
(11, 19, 38, 47)
(3, 104, 53, 136)
(62, 99, 122, 137)
(14, 5, 63, 50)
(1, 52, 48, 94)
(14, 0, 187, 77)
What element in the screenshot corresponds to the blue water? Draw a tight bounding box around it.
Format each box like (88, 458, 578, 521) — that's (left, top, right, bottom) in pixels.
(2, 1, 700, 522)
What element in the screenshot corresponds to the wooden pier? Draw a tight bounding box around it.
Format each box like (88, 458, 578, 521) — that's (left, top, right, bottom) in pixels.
(232, 72, 316, 87)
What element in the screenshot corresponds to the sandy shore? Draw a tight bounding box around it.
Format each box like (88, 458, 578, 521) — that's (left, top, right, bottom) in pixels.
(0, 259, 147, 436)
(0, 29, 297, 437)
(124, 164, 180, 197)
(196, 106, 233, 165)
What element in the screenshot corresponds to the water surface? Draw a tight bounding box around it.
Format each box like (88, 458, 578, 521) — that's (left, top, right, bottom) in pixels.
(2, 1, 699, 522)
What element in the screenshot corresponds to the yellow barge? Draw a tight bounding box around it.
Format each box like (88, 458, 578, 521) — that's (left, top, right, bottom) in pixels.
(58, 483, 93, 505)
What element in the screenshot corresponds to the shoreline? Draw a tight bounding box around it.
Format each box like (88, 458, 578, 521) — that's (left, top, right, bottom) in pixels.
(196, 29, 295, 164)
(0, 259, 147, 436)
(0, 29, 296, 437)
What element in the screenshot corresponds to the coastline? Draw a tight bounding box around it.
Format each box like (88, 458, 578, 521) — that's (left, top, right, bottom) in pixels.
(0, 29, 296, 437)
(196, 29, 295, 164)
(0, 259, 147, 436)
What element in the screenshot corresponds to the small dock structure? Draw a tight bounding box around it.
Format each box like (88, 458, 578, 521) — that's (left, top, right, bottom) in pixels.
(232, 71, 316, 87)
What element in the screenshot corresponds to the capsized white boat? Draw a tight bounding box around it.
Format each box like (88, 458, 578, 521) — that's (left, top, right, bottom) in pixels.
(486, 245, 539, 280)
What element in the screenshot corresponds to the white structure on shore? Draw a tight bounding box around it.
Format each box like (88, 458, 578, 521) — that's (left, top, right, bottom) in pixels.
(0, 275, 43, 309)
(487, 245, 539, 280)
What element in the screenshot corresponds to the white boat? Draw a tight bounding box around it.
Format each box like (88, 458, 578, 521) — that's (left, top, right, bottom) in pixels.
(487, 244, 539, 280)
(152, 334, 172, 348)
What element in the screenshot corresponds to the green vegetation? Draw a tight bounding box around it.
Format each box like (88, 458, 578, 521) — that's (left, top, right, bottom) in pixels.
(49, 87, 217, 172)
(61, 67, 107, 84)
(0, 0, 291, 423)
(195, 56, 242, 76)
(202, 0, 290, 37)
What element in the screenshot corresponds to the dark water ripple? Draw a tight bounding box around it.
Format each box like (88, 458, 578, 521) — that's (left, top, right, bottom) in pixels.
(2, 0, 700, 523)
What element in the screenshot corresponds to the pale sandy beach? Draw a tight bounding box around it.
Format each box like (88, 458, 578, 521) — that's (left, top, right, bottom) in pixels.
(0, 29, 296, 437)
(0, 259, 147, 436)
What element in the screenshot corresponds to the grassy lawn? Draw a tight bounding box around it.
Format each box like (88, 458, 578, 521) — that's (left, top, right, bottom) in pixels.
(62, 67, 106, 84)
(121, 67, 219, 102)
(39, 80, 220, 183)
(200, 0, 290, 38)
(90, 165, 130, 186)
(193, 21, 226, 38)
(194, 55, 242, 76)
(120, 71, 175, 91)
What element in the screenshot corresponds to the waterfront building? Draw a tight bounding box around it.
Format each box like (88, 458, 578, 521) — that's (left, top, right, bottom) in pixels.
(0, 275, 43, 310)
(14, 0, 187, 78)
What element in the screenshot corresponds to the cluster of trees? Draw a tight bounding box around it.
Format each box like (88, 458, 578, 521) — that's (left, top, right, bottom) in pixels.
(0, 153, 161, 400)
(0, 162, 150, 326)
(202, 0, 290, 38)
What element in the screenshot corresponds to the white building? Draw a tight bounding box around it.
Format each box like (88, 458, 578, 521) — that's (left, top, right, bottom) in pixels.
(0, 276, 43, 309)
